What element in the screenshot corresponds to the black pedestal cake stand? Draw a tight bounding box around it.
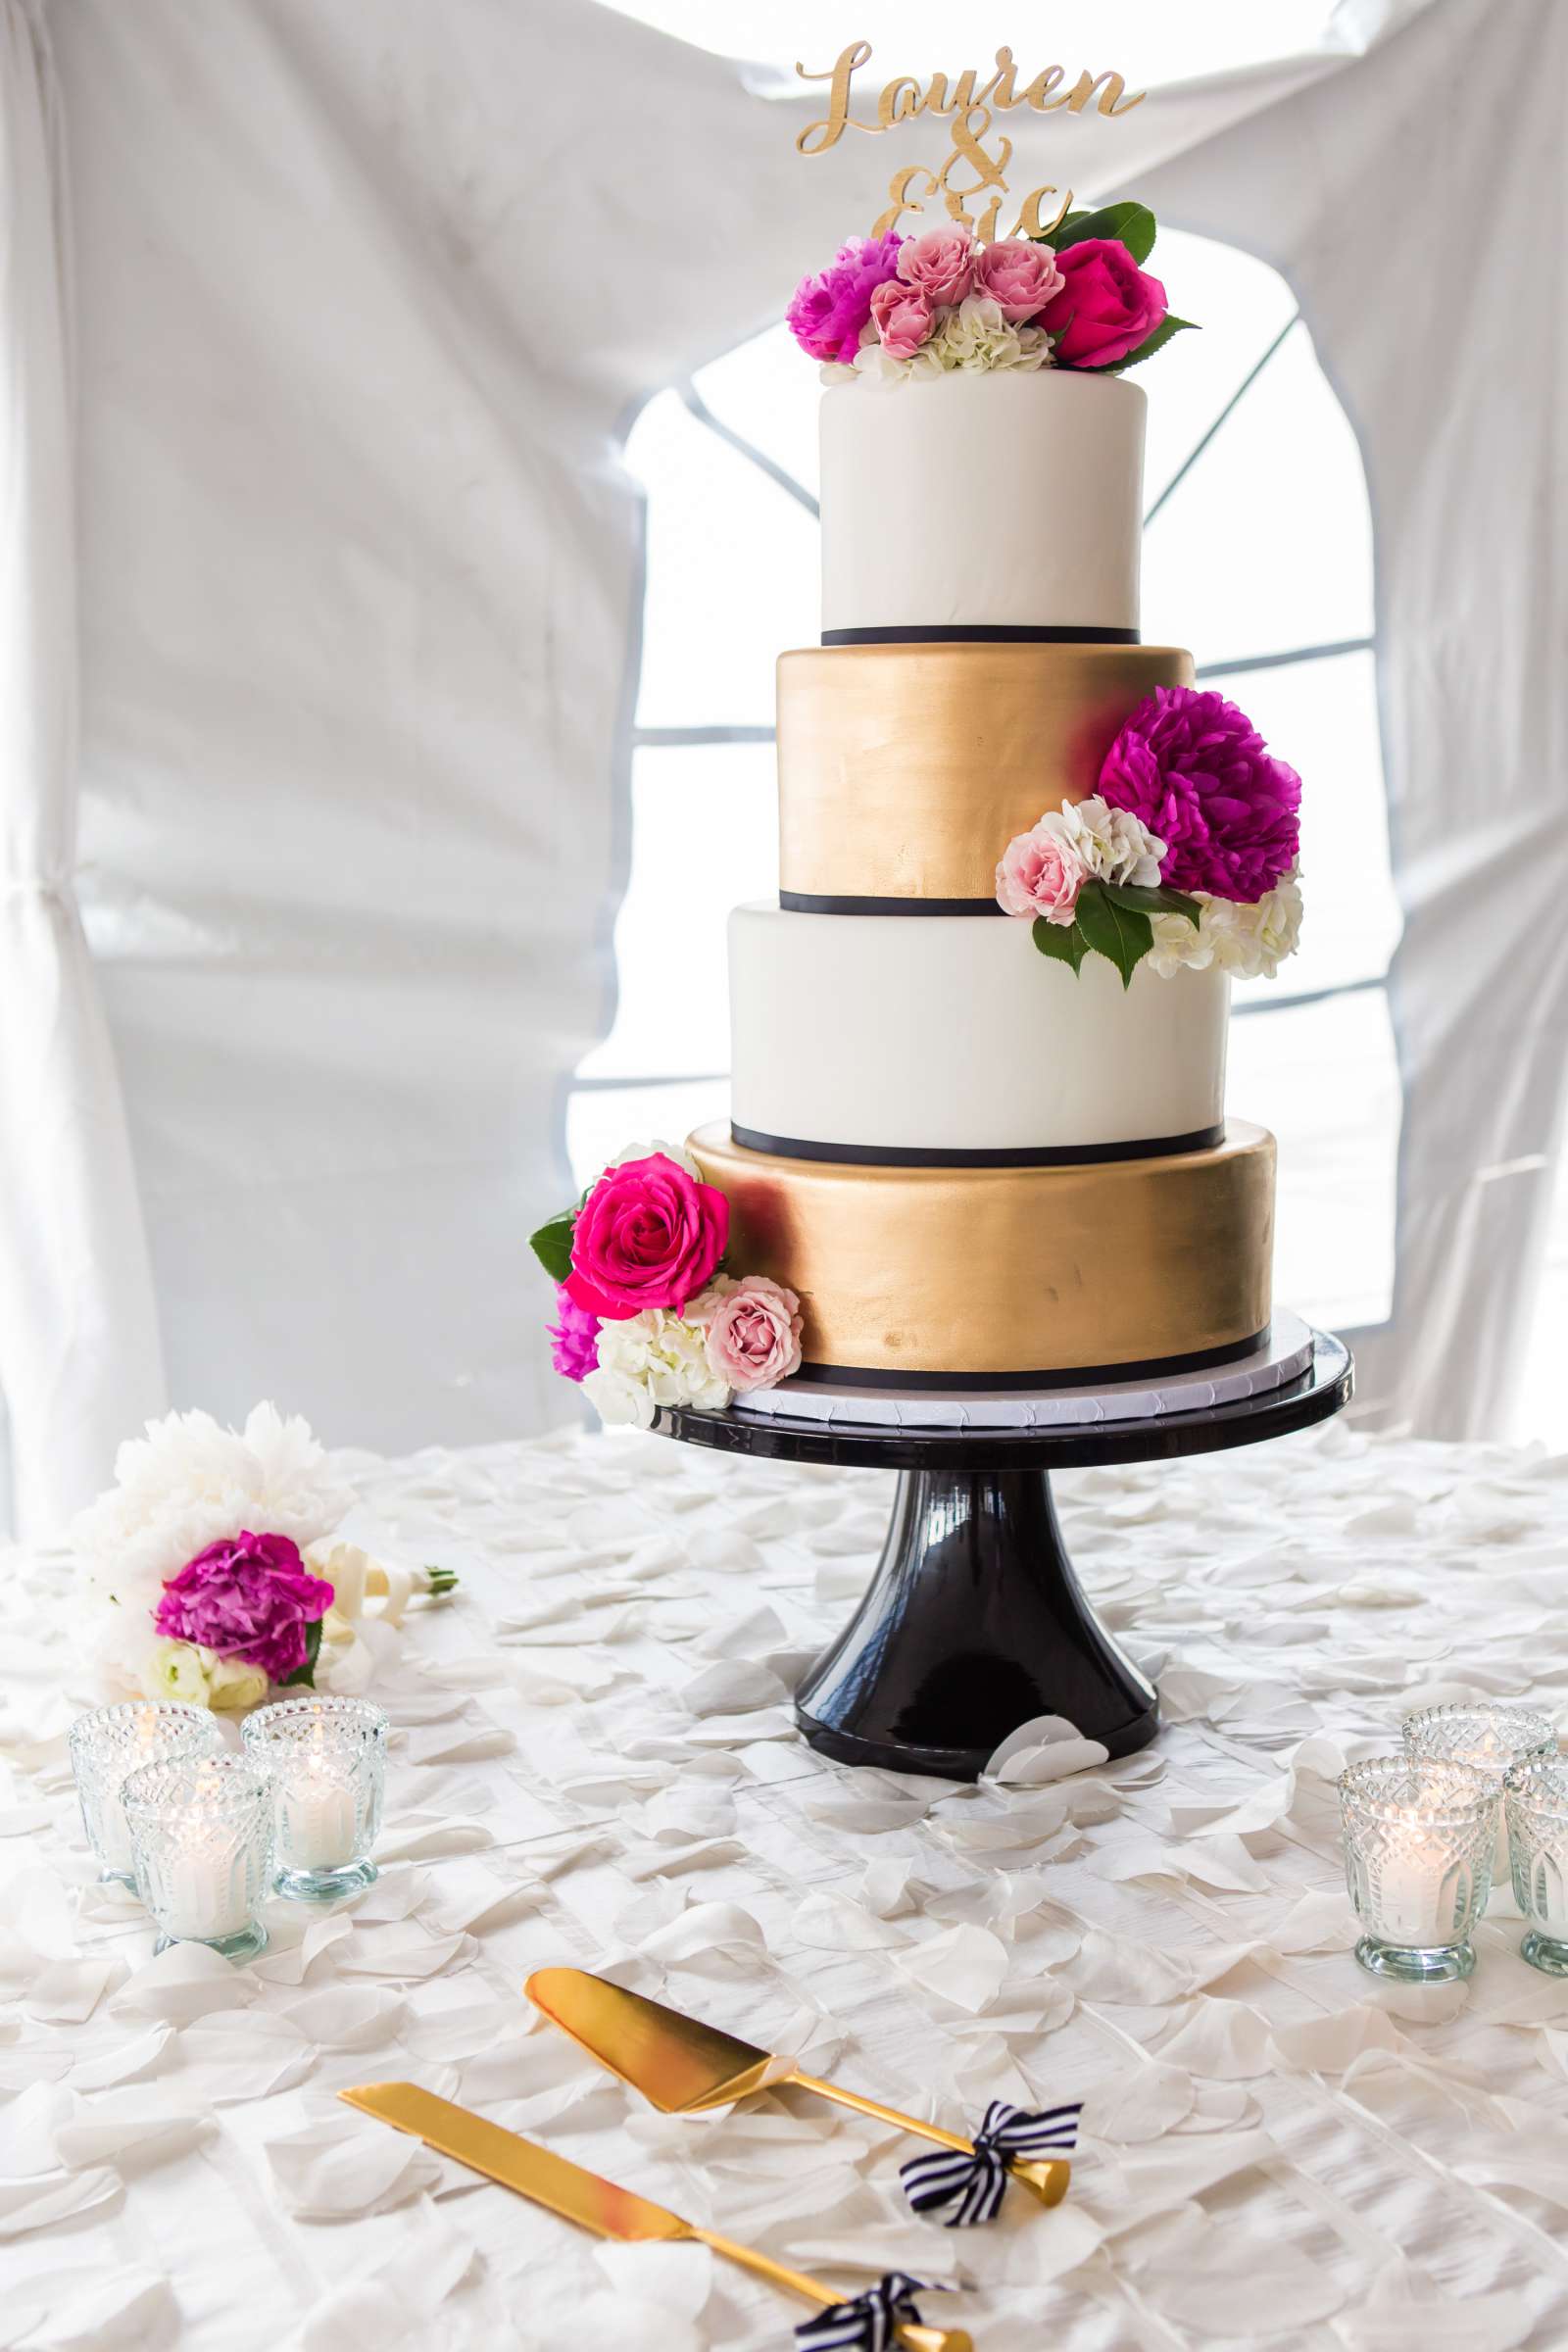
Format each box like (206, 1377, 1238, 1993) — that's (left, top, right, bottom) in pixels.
(652, 1327, 1352, 1781)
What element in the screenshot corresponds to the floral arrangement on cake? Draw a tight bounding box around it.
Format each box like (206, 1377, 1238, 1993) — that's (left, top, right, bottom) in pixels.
(73, 1402, 457, 1708)
(788, 201, 1192, 384)
(996, 686, 1302, 986)
(531, 1142, 801, 1429)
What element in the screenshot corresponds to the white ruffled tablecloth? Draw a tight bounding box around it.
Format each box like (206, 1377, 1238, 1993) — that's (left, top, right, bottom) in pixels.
(4, 1421, 1568, 2350)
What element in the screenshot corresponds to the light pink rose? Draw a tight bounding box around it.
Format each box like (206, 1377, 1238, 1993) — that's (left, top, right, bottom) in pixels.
(704, 1276, 803, 1394)
(869, 277, 935, 360)
(896, 226, 975, 309)
(995, 817, 1088, 925)
(972, 237, 1065, 322)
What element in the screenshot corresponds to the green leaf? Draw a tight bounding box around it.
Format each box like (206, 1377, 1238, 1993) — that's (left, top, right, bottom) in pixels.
(1101, 881, 1202, 929)
(280, 1616, 323, 1690)
(1031, 916, 1087, 973)
(1073, 880, 1153, 990)
(528, 1208, 576, 1284)
(1036, 207, 1092, 249)
(1104, 314, 1198, 374)
(1053, 201, 1157, 264)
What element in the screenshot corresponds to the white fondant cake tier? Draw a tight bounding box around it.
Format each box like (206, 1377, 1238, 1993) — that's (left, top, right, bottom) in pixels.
(728, 901, 1228, 1155)
(820, 371, 1146, 637)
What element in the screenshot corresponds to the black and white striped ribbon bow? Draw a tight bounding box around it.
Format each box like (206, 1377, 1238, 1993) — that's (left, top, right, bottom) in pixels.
(794, 2273, 941, 2352)
(900, 2100, 1082, 2228)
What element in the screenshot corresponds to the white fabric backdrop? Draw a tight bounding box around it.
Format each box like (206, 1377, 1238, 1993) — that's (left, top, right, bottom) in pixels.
(3, 0, 1557, 1531)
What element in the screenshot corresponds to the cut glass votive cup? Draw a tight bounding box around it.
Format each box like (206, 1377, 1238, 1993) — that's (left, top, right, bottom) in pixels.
(1402, 1701, 1557, 1896)
(1504, 1755, 1568, 1977)
(1339, 1755, 1499, 1984)
(122, 1751, 273, 1961)
(68, 1701, 225, 1887)
(242, 1695, 387, 1901)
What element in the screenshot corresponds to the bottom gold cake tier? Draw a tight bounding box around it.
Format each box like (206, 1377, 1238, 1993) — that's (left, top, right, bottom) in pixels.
(688, 1120, 1277, 1388)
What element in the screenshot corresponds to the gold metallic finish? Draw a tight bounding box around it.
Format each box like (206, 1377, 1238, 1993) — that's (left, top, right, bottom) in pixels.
(527, 1967, 1070, 2210)
(339, 2083, 971, 2352)
(689, 1121, 1275, 1378)
(777, 642, 1194, 903)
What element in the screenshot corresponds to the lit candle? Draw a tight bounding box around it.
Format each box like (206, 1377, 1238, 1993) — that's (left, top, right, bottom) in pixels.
(165, 1830, 253, 1941)
(280, 1765, 357, 1871)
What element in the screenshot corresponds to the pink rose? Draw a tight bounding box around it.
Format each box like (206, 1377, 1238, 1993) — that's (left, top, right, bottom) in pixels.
(869, 276, 935, 360)
(704, 1276, 804, 1394)
(154, 1532, 334, 1686)
(565, 1152, 728, 1320)
(996, 817, 1088, 924)
(896, 226, 975, 309)
(972, 237, 1065, 322)
(1040, 239, 1167, 369)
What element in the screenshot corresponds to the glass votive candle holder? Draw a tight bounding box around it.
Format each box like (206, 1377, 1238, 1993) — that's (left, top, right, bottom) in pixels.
(68, 1701, 225, 1886)
(242, 1695, 387, 1901)
(1505, 1756, 1568, 1977)
(122, 1751, 273, 1960)
(1339, 1755, 1499, 1983)
(1402, 1702, 1557, 1893)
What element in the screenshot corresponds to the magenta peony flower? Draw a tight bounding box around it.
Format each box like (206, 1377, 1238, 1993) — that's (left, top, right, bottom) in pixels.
(1040, 238, 1166, 368)
(154, 1531, 334, 1685)
(548, 1284, 601, 1383)
(870, 276, 935, 360)
(973, 237, 1064, 322)
(1099, 686, 1301, 901)
(564, 1152, 728, 1321)
(786, 232, 903, 364)
(704, 1276, 803, 1394)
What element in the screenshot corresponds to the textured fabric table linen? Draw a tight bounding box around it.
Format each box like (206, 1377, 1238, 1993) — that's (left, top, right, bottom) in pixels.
(3, 1422, 1567, 2349)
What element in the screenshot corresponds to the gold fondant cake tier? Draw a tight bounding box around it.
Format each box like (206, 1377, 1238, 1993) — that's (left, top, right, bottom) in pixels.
(777, 641, 1194, 905)
(689, 1119, 1276, 1386)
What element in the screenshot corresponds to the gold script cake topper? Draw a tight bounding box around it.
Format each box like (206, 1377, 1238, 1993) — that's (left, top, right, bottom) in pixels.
(795, 41, 1145, 242)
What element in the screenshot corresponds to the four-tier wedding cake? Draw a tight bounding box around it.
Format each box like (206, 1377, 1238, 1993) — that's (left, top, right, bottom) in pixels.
(536, 206, 1304, 1425)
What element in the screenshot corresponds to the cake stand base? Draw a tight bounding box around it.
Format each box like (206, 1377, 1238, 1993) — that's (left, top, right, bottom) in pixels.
(796, 1465, 1157, 1778)
(655, 1326, 1351, 1781)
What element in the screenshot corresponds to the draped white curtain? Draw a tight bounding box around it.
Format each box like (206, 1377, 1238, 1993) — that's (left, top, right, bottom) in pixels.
(2, 0, 1555, 1534)
(0, 0, 163, 1537)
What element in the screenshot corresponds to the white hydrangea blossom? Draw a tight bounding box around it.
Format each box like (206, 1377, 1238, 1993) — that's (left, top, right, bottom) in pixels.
(605, 1137, 702, 1181)
(584, 1305, 733, 1430)
(1148, 866, 1304, 981)
(1055, 795, 1166, 889)
(835, 296, 1054, 386)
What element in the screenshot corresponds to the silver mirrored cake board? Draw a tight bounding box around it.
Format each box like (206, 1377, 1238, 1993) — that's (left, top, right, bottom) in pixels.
(650, 1316, 1353, 1781)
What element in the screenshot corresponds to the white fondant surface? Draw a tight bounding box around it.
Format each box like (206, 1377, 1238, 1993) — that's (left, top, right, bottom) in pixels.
(820, 370, 1146, 635)
(728, 901, 1228, 1152)
(735, 1312, 1315, 1429)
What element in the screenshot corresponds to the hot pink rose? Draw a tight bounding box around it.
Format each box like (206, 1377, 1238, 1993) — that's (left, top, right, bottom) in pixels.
(870, 277, 935, 360)
(1040, 239, 1167, 369)
(565, 1152, 728, 1319)
(972, 237, 1065, 322)
(154, 1532, 334, 1685)
(996, 817, 1088, 924)
(703, 1276, 803, 1394)
(896, 226, 975, 309)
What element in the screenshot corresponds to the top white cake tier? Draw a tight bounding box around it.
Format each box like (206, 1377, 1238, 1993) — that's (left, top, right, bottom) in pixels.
(819, 370, 1147, 637)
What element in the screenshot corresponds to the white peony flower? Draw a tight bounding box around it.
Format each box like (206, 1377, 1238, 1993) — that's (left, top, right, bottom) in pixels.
(72, 1401, 353, 1621)
(1147, 866, 1303, 981)
(141, 1640, 211, 1706)
(586, 1307, 733, 1429)
(1058, 796, 1167, 888)
(204, 1654, 270, 1713)
(604, 1136, 703, 1182)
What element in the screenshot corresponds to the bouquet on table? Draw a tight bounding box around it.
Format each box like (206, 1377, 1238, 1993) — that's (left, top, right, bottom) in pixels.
(532, 1141, 801, 1430)
(73, 1403, 456, 1711)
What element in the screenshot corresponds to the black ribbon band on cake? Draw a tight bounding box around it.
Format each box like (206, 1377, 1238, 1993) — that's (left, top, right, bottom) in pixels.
(730, 1121, 1226, 1169)
(820, 623, 1141, 647)
(788, 1331, 1270, 1393)
(779, 890, 1006, 916)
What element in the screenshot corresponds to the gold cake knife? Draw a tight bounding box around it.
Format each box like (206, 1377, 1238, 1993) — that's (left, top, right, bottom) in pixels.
(525, 1967, 1071, 2208)
(339, 2082, 970, 2350)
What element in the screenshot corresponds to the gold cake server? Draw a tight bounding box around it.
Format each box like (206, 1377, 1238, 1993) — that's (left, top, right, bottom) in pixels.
(339, 2082, 970, 2350)
(525, 1967, 1071, 2209)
